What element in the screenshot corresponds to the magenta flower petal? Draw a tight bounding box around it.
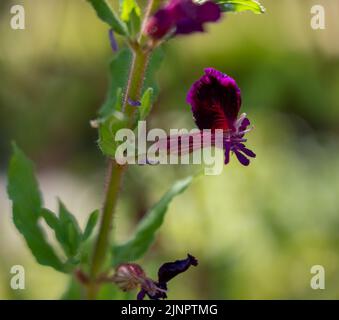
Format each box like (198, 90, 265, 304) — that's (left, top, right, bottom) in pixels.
(187, 68, 242, 130)
(237, 143, 256, 158)
(224, 141, 231, 165)
(197, 1, 222, 22)
(234, 150, 250, 166)
(145, 8, 174, 39)
(145, 0, 221, 39)
(171, 0, 221, 35)
(239, 117, 250, 131)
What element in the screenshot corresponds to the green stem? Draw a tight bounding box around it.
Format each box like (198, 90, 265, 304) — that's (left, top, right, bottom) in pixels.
(90, 160, 126, 277)
(87, 43, 151, 301)
(91, 47, 151, 278)
(124, 46, 151, 118)
(86, 0, 162, 300)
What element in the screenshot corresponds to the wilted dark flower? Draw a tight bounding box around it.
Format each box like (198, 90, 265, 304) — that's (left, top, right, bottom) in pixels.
(138, 253, 198, 300)
(187, 68, 256, 166)
(145, 0, 221, 39)
(112, 254, 198, 300)
(113, 263, 146, 291)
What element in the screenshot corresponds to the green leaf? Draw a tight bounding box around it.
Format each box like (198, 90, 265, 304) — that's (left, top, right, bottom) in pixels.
(215, 0, 265, 14)
(61, 278, 83, 300)
(98, 110, 129, 157)
(83, 210, 100, 241)
(114, 88, 124, 112)
(87, 0, 128, 35)
(7, 144, 65, 272)
(139, 88, 154, 120)
(58, 201, 82, 257)
(112, 176, 194, 265)
(99, 48, 132, 118)
(120, 0, 141, 37)
(143, 48, 164, 99)
(42, 201, 82, 259)
(128, 9, 141, 38)
(120, 0, 141, 22)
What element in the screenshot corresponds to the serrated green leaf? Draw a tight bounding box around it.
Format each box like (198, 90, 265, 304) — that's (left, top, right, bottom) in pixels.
(7, 144, 65, 272)
(83, 210, 99, 241)
(99, 48, 132, 117)
(215, 0, 265, 14)
(139, 88, 154, 120)
(112, 176, 194, 265)
(87, 0, 128, 35)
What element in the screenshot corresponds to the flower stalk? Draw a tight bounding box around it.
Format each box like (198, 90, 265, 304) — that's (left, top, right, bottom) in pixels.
(123, 46, 151, 119)
(86, 0, 160, 300)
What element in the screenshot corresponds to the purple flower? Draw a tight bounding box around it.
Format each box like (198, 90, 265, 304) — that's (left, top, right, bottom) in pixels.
(140, 68, 255, 167)
(138, 254, 198, 300)
(112, 254, 198, 300)
(145, 0, 221, 39)
(187, 68, 256, 166)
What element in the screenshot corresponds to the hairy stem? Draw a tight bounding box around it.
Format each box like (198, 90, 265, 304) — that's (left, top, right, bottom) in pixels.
(90, 160, 126, 278)
(124, 46, 151, 118)
(86, 0, 160, 296)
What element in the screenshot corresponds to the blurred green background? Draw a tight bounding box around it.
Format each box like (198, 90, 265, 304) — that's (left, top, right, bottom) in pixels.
(1, 0, 339, 299)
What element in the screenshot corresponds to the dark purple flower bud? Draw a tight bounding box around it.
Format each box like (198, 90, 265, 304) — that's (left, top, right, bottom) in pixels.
(187, 68, 256, 166)
(145, 0, 221, 39)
